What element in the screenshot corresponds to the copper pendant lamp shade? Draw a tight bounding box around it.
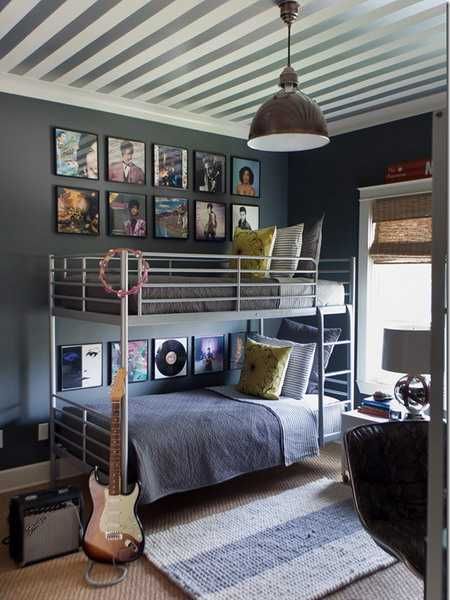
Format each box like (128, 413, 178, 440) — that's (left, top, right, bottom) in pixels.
(248, 1, 330, 152)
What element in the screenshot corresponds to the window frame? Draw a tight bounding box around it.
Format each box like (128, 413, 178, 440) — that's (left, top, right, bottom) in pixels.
(357, 177, 433, 395)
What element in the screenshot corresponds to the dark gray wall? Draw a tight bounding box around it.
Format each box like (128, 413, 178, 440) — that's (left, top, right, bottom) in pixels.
(0, 92, 288, 470)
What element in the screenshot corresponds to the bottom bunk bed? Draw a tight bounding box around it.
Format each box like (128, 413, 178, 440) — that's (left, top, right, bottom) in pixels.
(55, 385, 346, 504)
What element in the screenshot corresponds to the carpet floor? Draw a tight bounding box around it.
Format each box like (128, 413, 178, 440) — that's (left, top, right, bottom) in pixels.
(0, 444, 423, 600)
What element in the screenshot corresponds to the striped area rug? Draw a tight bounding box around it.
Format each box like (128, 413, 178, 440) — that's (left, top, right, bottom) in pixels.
(145, 478, 396, 600)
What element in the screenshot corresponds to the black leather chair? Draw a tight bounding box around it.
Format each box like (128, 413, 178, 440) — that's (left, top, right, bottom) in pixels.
(344, 421, 428, 578)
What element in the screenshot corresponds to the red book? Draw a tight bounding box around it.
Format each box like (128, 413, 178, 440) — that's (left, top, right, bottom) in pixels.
(358, 407, 390, 419)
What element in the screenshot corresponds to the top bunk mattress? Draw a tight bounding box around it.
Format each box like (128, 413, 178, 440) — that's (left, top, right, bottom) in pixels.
(55, 275, 345, 316)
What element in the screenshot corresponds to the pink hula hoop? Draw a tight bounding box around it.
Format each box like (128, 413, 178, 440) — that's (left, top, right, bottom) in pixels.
(99, 248, 149, 298)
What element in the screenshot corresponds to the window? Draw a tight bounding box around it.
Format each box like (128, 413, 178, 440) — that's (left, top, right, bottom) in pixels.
(357, 180, 432, 394)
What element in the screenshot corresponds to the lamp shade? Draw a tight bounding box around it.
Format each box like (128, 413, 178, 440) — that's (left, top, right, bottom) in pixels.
(382, 327, 431, 374)
(248, 87, 330, 152)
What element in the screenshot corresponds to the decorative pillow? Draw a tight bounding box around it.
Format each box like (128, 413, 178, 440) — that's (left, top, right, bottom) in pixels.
(270, 223, 304, 278)
(238, 338, 292, 400)
(277, 319, 341, 394)
(250, 333, 315, 401)
(232, 226, 277, 278)
(299, 214, 324, 277)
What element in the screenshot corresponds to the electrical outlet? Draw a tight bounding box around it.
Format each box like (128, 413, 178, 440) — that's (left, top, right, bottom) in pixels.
(38, 422, 49, 441)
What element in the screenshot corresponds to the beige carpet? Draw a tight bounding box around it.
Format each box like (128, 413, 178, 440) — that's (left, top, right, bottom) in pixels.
(0, 444, 423, 600)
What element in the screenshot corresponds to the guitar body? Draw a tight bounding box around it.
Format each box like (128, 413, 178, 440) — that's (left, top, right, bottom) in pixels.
(83, 468, 144, 564)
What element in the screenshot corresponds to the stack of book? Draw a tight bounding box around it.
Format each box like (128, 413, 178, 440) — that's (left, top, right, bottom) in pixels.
(358, 397, 394, 419)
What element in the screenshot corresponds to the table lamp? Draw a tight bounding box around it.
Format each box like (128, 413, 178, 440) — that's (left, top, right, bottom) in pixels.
(382, 327, 431, 419)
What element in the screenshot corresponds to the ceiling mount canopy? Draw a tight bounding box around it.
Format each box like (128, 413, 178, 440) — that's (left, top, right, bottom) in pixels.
(248, 0, 330, 153)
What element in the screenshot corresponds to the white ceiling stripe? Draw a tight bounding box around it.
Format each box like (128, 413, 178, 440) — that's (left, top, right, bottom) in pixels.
(0, 0, 97, 72)
(0, 0, 41, 39)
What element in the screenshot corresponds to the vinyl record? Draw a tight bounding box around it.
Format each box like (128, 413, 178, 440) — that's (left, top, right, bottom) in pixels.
(155, 339, 187, 377)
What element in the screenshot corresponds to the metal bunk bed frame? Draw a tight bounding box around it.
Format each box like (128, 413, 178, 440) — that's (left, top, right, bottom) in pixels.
(48, 250, 356, 492)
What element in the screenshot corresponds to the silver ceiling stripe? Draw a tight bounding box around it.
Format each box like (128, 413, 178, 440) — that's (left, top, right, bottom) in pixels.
(41, 0, 176, 83)
(0, 0, 66, 61)
(96, 1, 273, 95)
(10, 0, 124, 76)
(0, 0, 12, 13)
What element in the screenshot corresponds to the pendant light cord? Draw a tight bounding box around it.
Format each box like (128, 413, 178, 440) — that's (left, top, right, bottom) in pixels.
(287, 23, 291, 67)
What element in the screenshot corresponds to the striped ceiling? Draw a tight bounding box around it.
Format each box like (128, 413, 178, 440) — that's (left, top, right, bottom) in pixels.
(0, 0, 446, 139)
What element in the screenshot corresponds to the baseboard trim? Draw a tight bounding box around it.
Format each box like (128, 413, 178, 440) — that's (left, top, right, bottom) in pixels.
(0, 459, 86, 494)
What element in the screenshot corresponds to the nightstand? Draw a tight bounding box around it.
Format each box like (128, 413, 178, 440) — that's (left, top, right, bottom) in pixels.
(340, 409, 389, 483)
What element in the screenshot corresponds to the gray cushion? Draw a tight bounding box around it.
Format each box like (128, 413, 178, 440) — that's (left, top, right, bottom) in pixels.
(250, 333, 316, 401)
(271, 223, 304, 278)
(299, 214, 324, 277)
(277, 319, 341, 394)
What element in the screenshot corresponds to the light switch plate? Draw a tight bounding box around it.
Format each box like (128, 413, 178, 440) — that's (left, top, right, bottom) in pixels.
(0, 430, 3, 449)
(38, 422, 49, 441)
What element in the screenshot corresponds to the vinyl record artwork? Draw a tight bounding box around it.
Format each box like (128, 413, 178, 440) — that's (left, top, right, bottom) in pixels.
(153, 338, 188, 379)
(110, 340, 148, 383)
(229, 332, 252, 370)
(107, 137, 146, 185)
(60, 343, 102, 391)
(195, 200, 226, 241)
(194, 151, 226, 193)
(231, 204, 260, 239)
(56, 186, 99, 235)
(154, 196, 189, 239)
(108, 192, 147, 237)
(54, 128, 98, 180)
(231, 157, 260, 198)
(153, 144, 188, 190)
(194, 335, 225, 374)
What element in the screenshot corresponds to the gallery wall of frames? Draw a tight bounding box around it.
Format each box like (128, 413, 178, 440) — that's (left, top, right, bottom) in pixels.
(54, 127, 262, 242)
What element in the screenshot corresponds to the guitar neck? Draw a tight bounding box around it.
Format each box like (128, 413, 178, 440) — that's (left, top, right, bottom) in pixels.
(109, 399, 122, 496)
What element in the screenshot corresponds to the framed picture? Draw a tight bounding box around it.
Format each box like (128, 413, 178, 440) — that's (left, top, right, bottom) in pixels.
(229, 332, 252, 370)
(195, 200, 226, 242)
(54, 127, 99, 180)
(193, 335, 225, 374)
(231, 203, 260, 240)
(153, 144, 188, 190)
(194, 150, 226, 193)
(153, 196, 189, 239)
(231, 157, 261, 198)
(109, 340, 148, 383)
(59, 343, 102, 391)
(153, 338, 188, 379)
(56, 186, 99, 235)
(107, 136, 146, 185)
(108, 192, 147, 238)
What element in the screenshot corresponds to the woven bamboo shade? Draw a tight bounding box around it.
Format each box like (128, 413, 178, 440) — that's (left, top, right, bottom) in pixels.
(369, 193, 432, 264)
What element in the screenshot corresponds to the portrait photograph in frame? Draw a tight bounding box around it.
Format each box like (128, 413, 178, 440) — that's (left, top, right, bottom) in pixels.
(54, 127, 98, 180)
(195, 200, 226, 242)
(193, 335, 225, 375)
(194, 150, 226, 194)
(153, 144, 188, 190)
(231, 156, 261, 198)
(230, 203, 260, 240)
(56, 186, 99, 236)
(153, 196, 189, 239)
(110, 340, 148, 383)
(59, 343, 102, 391)
(229, 332, 251, 370)
(108, 192, 147, 238)
(107, 136, 146, 185)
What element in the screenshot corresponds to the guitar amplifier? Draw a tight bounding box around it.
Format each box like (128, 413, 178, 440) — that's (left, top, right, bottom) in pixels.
(8, 486, 83, 566)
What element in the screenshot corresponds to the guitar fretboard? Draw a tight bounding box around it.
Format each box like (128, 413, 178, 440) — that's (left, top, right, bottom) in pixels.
(109, 400, 122, 496)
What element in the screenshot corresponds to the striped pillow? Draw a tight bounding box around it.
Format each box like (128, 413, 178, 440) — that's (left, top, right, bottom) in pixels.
(270, 224, 304, 278)
(250, 333, 316, 401)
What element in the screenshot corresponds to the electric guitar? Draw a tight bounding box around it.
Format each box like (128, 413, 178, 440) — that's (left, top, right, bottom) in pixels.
(83, 368, 144, 563)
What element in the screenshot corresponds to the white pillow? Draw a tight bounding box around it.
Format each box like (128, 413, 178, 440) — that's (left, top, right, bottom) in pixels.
(270, 223, 304, 278)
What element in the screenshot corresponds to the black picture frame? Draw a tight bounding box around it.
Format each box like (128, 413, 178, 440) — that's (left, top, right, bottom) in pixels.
(194, 150, 226, 194)
(231, 156, 261, 199)
(153, 143, 189, 190)
(230, 203, 260, 240)
(109, 340, 149, 384)
(152, 337, 189, 380)
(53, 127, 99, 181)
(153, 195, 189, 240)
(106, 136, 146, 185)
(193, 335, 226, 375)
(59, 343, 103, 391)
(55, 185, 100, 236)
(107, 191, 147, 238)
(194, 200, 227, 242)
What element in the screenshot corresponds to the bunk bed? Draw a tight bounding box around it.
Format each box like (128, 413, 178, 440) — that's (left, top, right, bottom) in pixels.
(48, 249, 355, 501)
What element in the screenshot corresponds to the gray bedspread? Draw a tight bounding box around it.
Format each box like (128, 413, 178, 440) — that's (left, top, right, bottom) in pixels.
(83, 386, 318, 503)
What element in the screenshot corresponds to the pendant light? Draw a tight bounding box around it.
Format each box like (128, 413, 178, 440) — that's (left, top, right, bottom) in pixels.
(248, 0, 329, 152)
